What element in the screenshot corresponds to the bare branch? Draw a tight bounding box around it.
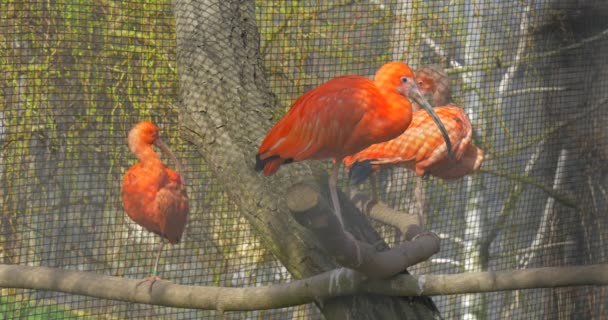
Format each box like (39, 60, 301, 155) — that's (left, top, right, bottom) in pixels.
(515, 241, 575, 255)
(503, 86, 569, 97)
(519, 148, 569, 268)
(480, 142, 545, 261)
(532, 26, 608, 61)
(1, 263, 607, 311)
(421, 33, 474, 85)
(496, 4, 530, 105)
(287, 183, 439, 280)
(349, 191, 421, 240)
(479, 168, 576, 208)
(365, 264, 608, 296)
(436, 233, 465, 246)
(443, 26, 608, 76)
(491, 96, 608, 159)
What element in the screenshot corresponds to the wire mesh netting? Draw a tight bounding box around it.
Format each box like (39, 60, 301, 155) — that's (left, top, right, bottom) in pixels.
(1, 0, 607, 319)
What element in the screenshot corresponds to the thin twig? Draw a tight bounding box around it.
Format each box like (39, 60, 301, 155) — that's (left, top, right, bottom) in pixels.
(479, 168, 576, 208)
(436, 233, 465, 247)
(479, 142, 545, 262)
(445, 26, 608, 76)
(503, 86, 569, 97)
(519, 148, 569, 268)
(430, 258, 462, 267)
(515, 241, 575, 255)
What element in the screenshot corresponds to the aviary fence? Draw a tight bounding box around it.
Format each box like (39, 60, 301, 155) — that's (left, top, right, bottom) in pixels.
(1, 0, 607, 319)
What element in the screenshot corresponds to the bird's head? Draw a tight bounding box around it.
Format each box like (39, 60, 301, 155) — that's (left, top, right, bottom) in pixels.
(128, 121, 184, 177)
(374, 61, 417, 98)
(375, 61, 455, 160)
(416, 72, 436, 99)
(129, 121, 160, 147)
(415, 64, 451, 108)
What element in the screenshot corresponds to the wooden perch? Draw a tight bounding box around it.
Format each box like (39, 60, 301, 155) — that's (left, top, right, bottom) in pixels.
(350, 190, 423, 240)
(286, 183, 440, 280)
(1, 263, 608, 311)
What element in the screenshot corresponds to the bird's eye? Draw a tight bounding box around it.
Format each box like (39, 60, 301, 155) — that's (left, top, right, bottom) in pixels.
(400, 77, 408, 83)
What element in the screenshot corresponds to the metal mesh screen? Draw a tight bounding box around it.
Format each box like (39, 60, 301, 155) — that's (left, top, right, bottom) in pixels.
(2, 0, 607, 319)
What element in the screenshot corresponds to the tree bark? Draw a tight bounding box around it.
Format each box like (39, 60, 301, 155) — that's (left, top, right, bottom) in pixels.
(171, 0, 440, 319)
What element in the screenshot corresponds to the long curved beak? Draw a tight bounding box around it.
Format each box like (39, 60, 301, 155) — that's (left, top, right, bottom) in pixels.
(154, 138, 185, 180)
(408, 86, 455, 160)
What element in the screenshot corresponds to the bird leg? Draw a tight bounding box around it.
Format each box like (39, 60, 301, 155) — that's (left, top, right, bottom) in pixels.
(370, 171, 379, 203)
(330, 161, 363, 265)
(370, 170, 405, 244)
(329, 162, 344, 229)
(152, 240, 165, 276)
(414, 177, 426, 231)
(136, 240, 166, 292)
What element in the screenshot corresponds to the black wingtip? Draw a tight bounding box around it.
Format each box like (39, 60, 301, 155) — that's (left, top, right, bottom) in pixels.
(254, 154, 294, 172)
(349, 160, 375, 185)
(254, 154, 264, 172)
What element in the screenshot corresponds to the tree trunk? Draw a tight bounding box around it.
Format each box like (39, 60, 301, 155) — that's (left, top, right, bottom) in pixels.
(171, 0, 440, 319)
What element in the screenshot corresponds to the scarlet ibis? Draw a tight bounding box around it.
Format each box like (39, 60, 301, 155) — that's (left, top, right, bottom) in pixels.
(414, 64, 451, 110)
(344, 105, 484, 184)
(255, 62, 453, 227)
(122, 121, 189, 284)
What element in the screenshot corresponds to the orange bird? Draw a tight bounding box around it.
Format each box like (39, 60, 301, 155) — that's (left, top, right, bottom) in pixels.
(122, 121, 189, 283)
(344, 65, 483, 184)
(414, 64, 451, 110)
(255, 62, 453, 227)
(344, 105, 484, 184)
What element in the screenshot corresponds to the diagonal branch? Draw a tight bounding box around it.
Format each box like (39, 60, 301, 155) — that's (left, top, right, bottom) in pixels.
(349, 191, 421, 240)
(519, 148, 569, 268)
(479, 168, 576, 208)
(287, 183, 439, 280)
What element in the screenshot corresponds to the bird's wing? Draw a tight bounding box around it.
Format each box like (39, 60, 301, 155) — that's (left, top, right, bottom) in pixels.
(155, 169, 189, 244)
(345, 106, 472, 177)
(427, 144, 484, 180)
(258, 76, 378, 162)
(122, 164, 164, 235)
(408, 106, 472, 175)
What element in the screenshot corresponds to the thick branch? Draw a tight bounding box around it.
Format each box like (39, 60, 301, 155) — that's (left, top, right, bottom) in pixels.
(287, 183, 439, 279)
(1, 264, 607, 311)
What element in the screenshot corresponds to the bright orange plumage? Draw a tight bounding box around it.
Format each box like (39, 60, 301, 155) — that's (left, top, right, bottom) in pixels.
(255, 62, 453, 227)
(344, 106, 484, 182)
(122, 121, 188, 244)
(256, 62, 420, 175)
(122, 164, 188, 244)
(122, 121, 188, 280)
